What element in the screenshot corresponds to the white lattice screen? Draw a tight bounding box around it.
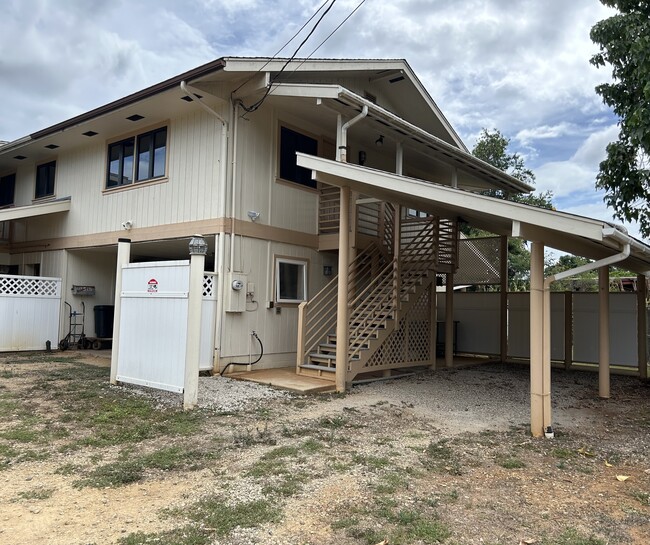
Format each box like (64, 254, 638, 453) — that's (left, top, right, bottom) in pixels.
(203, 273, 217, 298)
(0, 275, 61, 298)
(364, 289, 431, 369)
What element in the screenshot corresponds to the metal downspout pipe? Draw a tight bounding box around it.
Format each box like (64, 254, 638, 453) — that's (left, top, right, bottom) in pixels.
(179, 81, 229, 371)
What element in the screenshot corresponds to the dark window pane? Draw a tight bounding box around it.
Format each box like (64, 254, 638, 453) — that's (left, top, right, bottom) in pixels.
(0, 173, 16, 207)
(136, 133, 152, 181)
(122, 141, 134, 185)
(279, 126, 317, 188)
(35, 161, 56, 198)
(278, 261, 305, 301)
(152, 128, 167, 178)
(108, 144, 121, 187)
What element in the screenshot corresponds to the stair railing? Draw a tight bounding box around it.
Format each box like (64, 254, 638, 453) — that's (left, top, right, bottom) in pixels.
(296, 243, 385, 369)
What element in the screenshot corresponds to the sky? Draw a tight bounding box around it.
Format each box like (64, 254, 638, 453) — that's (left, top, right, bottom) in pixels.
(0, 0, 638, 241)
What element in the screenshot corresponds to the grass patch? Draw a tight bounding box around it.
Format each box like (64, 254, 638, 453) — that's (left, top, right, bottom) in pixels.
(319, 415, 348, 429)
(352, 453, 390, 470)
(423, 438, 462, 475)
(498, 457, 526, 469)
(548, 528, 605, 545)
(630, 490, 650, 506)
(246, 458, 288, 478)
(119, 525, 211, 545)
(74, 445, 218, 488)
(16, 488, 55, 501)
(552, 448, 575, 459)
(262, 472, 310, 497)
(54, 463, 80, 476)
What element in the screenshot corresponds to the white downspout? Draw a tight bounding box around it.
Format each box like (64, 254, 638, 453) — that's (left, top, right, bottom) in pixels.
(339, 105, 368, 163)
(180, 81, 229, 370)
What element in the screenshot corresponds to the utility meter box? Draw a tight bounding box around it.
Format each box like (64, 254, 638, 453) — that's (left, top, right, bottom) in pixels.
(225, 272, 247, 313)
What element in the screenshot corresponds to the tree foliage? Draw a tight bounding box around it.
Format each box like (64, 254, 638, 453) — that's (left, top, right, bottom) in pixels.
(590, 1, 650, 236)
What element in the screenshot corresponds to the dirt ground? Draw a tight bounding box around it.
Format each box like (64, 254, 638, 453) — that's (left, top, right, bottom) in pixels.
(1, 353, 649, 545)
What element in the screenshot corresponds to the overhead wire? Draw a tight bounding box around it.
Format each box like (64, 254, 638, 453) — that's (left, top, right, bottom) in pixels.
(231, 0, 332, 96)
(240, 0, 337, 113)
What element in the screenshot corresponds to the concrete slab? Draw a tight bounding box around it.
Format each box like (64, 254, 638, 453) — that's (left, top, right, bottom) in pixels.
(228, 367, 336, 394)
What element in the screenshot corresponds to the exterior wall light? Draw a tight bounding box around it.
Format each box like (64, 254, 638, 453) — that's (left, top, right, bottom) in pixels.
(375, 135, 384, 146)
(247, 210, 260, 222)
(188, 234, 208, 256)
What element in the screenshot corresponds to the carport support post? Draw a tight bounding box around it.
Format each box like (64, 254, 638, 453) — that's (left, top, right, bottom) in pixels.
(499, 235, 508, 362)
(335, 187, 351, 393)
(529, 241, 546, 437)
(445, 272, 454, 368)
(599, 266, 610, 399)
(638, 274, 648, 380)
(110, 238, 131, 385)
(184, 236, 207, 409)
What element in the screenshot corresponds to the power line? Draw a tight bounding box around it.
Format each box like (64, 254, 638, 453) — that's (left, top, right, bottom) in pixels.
(306, 0, 366, 59)
(232, 0, 331, 95)
(240, 0, 337, 113)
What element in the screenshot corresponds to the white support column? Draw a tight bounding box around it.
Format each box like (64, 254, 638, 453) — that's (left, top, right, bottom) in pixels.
(110, 238, 131, 385)
(184, 236, 207, 409)
(530, 241, 545, 437)
(335, 187, 351, 393)
(499, 235, 508, 363)
(542, 275, 552, 431)
(445, 272, 454, 368)
(638, 274, 648, 381)
(429, 282, 437, 369)
(599, 266, 610, 399)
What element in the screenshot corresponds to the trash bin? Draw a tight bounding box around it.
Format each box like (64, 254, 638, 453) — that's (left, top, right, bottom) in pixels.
(94, 305, 114, 338)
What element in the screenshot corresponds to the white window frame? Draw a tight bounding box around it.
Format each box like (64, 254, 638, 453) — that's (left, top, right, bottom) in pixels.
(274, 257, 308, 304)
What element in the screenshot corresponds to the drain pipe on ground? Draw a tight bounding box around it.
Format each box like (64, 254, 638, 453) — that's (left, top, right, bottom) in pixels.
(539, 229, 631, 437)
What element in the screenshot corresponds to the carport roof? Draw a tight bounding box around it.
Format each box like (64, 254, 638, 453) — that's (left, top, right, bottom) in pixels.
(296, 153, 650, 275)
(0, 197, 71, 222)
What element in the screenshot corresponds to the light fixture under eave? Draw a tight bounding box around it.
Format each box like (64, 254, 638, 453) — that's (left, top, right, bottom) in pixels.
(375, 135, 384, 147)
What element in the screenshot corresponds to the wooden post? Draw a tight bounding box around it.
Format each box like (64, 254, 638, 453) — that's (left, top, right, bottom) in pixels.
(110, 238, 131, 385)
(542, 278, 552, 431)
(530, 241, 544, 437)
(335, 187, 351, 393)
(429, 282, 437, 369)
(599, 266, 610, 399)
(499, 235, 508, 363)
(638, 274, 648, 380)
(564, 291, 573, 370)
(296, 302, 307, 372)
(445, 272, 454, 368)
(393, 205, 401, 302)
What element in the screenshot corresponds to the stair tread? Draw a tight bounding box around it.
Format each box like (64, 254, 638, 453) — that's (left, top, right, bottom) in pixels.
(300, 364, 336, 372)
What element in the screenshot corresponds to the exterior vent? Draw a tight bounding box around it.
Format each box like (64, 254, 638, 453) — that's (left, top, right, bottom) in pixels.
(82, 131, 98, 137)
(13, 155, 27, 160)
(126, 114, 144, 121)
(44, 144, 59, 149)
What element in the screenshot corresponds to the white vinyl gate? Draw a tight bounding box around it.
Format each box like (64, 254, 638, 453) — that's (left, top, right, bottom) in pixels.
(0, 274, 61, 351)
(116, 261, 216, 393)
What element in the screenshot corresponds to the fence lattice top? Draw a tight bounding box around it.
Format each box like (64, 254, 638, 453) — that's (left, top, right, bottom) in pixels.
(0, 275, 61, 298)
(203, 274, 217, 298)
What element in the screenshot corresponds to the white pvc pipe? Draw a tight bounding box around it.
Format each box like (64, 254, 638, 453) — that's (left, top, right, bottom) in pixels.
(339, 105, 368, 163)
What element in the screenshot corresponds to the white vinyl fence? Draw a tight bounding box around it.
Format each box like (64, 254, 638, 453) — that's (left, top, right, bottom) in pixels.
(438, 291, 642, 368)
(0, 274, 61, 351)
(116, 261, 216, 393)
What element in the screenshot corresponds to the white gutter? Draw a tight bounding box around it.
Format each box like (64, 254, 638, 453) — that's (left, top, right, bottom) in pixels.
(339, 105, 368, 163)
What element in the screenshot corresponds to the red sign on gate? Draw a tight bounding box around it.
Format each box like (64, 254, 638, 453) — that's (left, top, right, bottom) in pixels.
(147, 278, 158, 293)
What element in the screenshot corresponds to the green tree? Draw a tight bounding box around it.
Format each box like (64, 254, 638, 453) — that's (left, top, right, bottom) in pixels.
(590, 1, 650, 236)
(469, 129, 554, 290)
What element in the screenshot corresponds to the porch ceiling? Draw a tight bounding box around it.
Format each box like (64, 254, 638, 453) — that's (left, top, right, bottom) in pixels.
(297, 153, 650, 275)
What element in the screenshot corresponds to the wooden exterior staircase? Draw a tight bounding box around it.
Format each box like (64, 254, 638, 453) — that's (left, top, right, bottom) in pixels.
(297, 197, 458, 383)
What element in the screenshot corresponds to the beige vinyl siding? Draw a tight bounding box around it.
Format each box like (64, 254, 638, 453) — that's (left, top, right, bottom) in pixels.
(220, 236, 337, 363)
(19, 109, 225, 243)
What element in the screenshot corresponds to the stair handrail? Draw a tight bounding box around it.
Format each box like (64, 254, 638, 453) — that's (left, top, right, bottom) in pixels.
(297, 242, 386, 368)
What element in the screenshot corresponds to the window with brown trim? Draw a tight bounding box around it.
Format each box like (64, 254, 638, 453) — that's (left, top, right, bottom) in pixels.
(107, 126, 167, 189)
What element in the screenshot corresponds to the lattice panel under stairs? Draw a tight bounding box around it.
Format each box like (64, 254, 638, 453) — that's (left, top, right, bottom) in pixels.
(0, 275, 61, 298)
(203, 273, 217, 298)
(363, 289, 431, 370)
(454, 236, 501, 285)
